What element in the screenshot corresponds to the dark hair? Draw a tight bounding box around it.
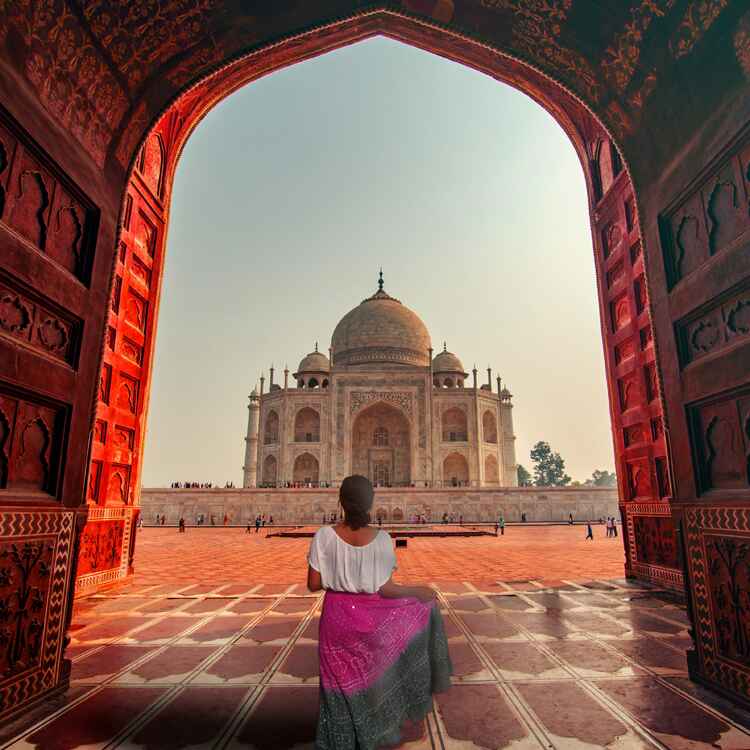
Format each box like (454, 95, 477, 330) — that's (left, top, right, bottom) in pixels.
(339, 475, 374, 530)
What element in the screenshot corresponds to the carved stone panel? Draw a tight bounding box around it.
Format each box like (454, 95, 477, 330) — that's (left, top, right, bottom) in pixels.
(677, 282, 750, 366)
(0, 110, 98, 283)
(77, 519, 124, 576)
(350, 390, 413, 417)
(0, 276, 80, 365)
(633, 515, 678, 568)
(688, 390, 750, 493)
(0, 389, 65, 496)
(684, 507, 750, 702)
(661, 145, 750, 288)
(0, 509, 75, 723)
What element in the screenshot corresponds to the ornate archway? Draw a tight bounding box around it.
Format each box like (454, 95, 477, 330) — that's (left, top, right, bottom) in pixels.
(351, 401, 411, 486)
(0, 2, 748, 718)
(443, 452, 469, 486)
(293, 452, 319, 484)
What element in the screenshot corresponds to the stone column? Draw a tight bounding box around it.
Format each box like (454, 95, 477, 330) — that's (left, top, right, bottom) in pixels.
(281, 367, 289, 484)
(501, 389, 518, 486)
(428, 347, 435, 486)
(472, 367, 482, 487)
(257, 376, 265, 485)
(496, 376, 503, 485)
(243, 389, 260, 487)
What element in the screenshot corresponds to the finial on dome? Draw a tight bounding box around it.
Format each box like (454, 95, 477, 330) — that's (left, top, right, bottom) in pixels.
(443, 341, 447, 353)
(378, 268, 384, 292)
(314, 341, 318, 353)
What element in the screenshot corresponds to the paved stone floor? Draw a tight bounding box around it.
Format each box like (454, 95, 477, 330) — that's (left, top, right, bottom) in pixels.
(3, 528, 750, 749)
(133, 525, 629, 584)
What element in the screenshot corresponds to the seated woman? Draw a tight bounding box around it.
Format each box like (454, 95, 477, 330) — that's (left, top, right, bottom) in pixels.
(308, 475, 452, 750)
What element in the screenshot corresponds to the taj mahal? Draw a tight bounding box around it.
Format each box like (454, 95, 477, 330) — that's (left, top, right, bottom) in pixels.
(242, 273, 518, 489)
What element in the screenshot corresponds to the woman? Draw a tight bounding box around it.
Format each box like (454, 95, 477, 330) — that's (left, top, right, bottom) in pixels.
(308, 475, 452, 749)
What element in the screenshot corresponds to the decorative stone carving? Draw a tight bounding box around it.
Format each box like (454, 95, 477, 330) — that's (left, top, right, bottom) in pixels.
(350, 391, 412, 417)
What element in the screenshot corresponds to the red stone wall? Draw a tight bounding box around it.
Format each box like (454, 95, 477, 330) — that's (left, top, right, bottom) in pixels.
(0, 0, 748, 720)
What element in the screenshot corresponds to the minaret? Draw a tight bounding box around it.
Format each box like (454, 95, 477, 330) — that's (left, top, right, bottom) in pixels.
(243, 387, 261, 487)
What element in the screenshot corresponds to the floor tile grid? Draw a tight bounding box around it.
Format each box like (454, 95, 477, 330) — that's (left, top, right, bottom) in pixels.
(0, 593, 306, 750)
(571, 589, 750, 739)
(110, 589, 320, 749)
(436, 591, 551, 749)
(462, 586, 750, 747)
(210, 596, 326, 750)
(440, 590, 670, 750)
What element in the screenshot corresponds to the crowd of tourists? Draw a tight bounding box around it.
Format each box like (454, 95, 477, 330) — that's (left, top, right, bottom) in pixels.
(169, 481, 236, 488)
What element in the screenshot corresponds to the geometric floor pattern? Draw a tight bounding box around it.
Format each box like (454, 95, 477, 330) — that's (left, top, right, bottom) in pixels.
(2, 530, 750, 749)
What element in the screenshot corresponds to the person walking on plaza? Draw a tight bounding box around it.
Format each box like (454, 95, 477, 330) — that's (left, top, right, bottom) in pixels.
(568, 513, 574, 525)
(307, 475, 452, 748)
(178, 517, 185, 533)
(498, 514, 505, 536)
(255, 515, 261, 534)
(613, 517, 618, 537)
(585, 521, 593, 540)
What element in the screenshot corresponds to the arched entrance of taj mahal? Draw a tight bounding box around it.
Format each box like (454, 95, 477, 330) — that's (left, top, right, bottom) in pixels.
(1, 0, 750, 724)
(351, 402, 412, 487)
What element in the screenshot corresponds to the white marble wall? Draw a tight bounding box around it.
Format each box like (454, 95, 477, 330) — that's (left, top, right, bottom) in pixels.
(140, 486, 619, 525)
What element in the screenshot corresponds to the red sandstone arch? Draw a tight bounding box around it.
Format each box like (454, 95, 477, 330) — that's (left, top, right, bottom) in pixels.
(1, 2, 749, 718)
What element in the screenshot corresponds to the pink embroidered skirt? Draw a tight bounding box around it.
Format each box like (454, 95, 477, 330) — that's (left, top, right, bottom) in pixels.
(316, 590, 452, 749)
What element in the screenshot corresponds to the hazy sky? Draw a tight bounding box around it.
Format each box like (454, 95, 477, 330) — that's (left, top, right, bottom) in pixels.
(141, 37, 614, 487)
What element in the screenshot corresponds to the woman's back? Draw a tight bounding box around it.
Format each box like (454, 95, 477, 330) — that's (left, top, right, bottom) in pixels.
(308, 524, 396, 594)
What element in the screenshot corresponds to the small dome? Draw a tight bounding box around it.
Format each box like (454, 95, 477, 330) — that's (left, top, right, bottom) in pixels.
(296, 346, 330, 375)
(432, 345, 466, 375)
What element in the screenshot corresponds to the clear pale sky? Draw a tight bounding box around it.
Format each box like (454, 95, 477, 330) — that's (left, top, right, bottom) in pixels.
(141, 37, 615, 487)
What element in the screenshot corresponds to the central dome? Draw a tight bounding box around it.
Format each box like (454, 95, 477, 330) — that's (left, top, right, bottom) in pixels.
(331, 276, 431, 367)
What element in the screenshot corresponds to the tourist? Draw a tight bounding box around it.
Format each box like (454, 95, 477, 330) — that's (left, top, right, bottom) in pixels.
(246, 521, 252, 534)
(307, 475, 452, 747)
(223, 513, 228, 526)
(255, 515, 261, 534)
(585, 521, 593, 540)
(612, 518, 618, 537)
(459, 514, 463, 526)
(161, 516, 165, 526)
(498, 514, 505, 536)
(155, 513, 160, 525)
(568, 513, 574, 525)
(269, 516, 274, 525)
(178, 517, 185, 533)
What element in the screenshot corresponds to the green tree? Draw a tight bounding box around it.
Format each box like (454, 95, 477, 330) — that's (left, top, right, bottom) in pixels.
(585, 469, 617, 487)
(517, 464, 532, 486)
(530, 441, 571, 487)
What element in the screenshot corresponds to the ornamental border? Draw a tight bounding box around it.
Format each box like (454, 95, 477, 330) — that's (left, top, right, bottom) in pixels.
(684, 506, 750, 701)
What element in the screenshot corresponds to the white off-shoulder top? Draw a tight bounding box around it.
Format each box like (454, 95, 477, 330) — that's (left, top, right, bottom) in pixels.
(308, 525, 397, 594)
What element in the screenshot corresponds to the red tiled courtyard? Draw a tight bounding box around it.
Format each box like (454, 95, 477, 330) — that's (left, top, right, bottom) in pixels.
(3, 526, 750, 749)
(132, 524, 628, 586)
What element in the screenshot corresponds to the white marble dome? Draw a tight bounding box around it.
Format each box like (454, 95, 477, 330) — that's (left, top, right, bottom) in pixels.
(331, 278, 431, 367)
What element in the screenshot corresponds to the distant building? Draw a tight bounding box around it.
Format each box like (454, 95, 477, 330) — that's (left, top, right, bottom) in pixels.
(243, 273, 517, 488)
